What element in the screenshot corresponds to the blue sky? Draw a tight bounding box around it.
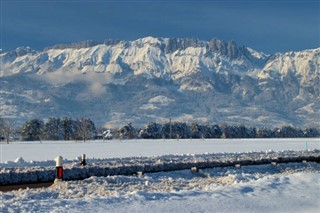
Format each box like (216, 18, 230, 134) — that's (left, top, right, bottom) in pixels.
(1, 0, 319, 53)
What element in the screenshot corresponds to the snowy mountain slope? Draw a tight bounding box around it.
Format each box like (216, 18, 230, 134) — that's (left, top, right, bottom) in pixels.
(0, 37, 267, 79)
(0, 37, 319, 127)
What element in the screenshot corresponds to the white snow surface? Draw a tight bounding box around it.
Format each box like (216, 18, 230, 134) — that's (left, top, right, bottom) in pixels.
(1, 138, 320, 212)
(1, 138, 319, 164)
(1, 164, 319, 213)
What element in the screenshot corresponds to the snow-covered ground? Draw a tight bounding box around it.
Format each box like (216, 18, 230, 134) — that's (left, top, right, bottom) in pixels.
(1, 163, 319, 213)
(1, 138, 319, 163)
(1, 138, 320, 212)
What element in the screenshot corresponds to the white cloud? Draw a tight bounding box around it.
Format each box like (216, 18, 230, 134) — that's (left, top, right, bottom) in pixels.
(89, 82, 106, 96)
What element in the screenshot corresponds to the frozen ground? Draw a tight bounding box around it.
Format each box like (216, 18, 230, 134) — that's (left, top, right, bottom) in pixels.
(1, 138, 319, 163)
(0, 138, 319, 212)
(1, 163, 319, 213)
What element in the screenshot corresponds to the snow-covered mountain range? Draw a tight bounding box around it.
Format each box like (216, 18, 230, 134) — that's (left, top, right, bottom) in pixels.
(0, 37, 319, 127)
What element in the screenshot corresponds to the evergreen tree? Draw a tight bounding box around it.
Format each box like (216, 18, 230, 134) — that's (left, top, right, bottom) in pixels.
(43, 118, 64, 140)
(190, 123, 220, 138)
(119, 122, 137, 139)
(61, 117, 78, 140)
(236, 125, 256, 138)
(206, 124, 222, 138)
(190, 123, 203, 138)
(170, 122, 190, 139)
(256, 127, 273, 138)
(139, 122, 163, 139)
(303, 127, 320, 137)
(21, 119, 44, 141)
(221, 124, 239, 138)
(273, 126, 303, 138)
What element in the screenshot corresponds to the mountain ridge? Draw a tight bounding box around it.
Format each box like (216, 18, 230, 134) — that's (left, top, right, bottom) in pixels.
(0, 37, 319, 128)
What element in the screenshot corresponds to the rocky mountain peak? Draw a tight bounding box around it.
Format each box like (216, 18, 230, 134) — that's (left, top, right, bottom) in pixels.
(0, 37, 318, 127)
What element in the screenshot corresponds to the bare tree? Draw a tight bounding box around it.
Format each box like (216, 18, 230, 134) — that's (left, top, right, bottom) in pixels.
(76, 118, 96, 142)
(0, 117, 15, 144)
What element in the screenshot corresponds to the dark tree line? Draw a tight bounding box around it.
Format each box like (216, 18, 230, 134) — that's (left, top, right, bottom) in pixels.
(1, 116, 319, 142)
(137, 122, 222, 139)
(117, 122, 320, 140)
(20, 117, 96, 141)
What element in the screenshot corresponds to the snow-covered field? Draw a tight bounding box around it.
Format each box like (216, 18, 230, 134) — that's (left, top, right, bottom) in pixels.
(1, 138, 319, 163)
(1, 138, 320, 213)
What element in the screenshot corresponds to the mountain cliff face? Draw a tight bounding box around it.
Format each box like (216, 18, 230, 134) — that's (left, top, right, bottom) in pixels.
(0, 37, 319, 127)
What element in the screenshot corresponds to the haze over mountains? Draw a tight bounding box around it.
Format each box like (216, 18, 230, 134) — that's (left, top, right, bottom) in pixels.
(0, 37, 319, 127)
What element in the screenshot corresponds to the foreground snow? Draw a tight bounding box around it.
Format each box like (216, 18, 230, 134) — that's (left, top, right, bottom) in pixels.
(1, 138, 319, 212)
(1, 163, 319, 213)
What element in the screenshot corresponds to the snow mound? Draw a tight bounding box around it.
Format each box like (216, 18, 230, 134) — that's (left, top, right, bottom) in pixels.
(14, 157, 25, 164)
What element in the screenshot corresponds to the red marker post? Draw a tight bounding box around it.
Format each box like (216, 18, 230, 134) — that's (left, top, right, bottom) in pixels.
(55, 156, 63, 181)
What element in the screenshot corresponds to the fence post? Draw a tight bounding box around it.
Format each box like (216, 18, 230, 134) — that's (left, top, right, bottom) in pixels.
(55, 156, 63, 182)
(80, 154, 86, 166)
